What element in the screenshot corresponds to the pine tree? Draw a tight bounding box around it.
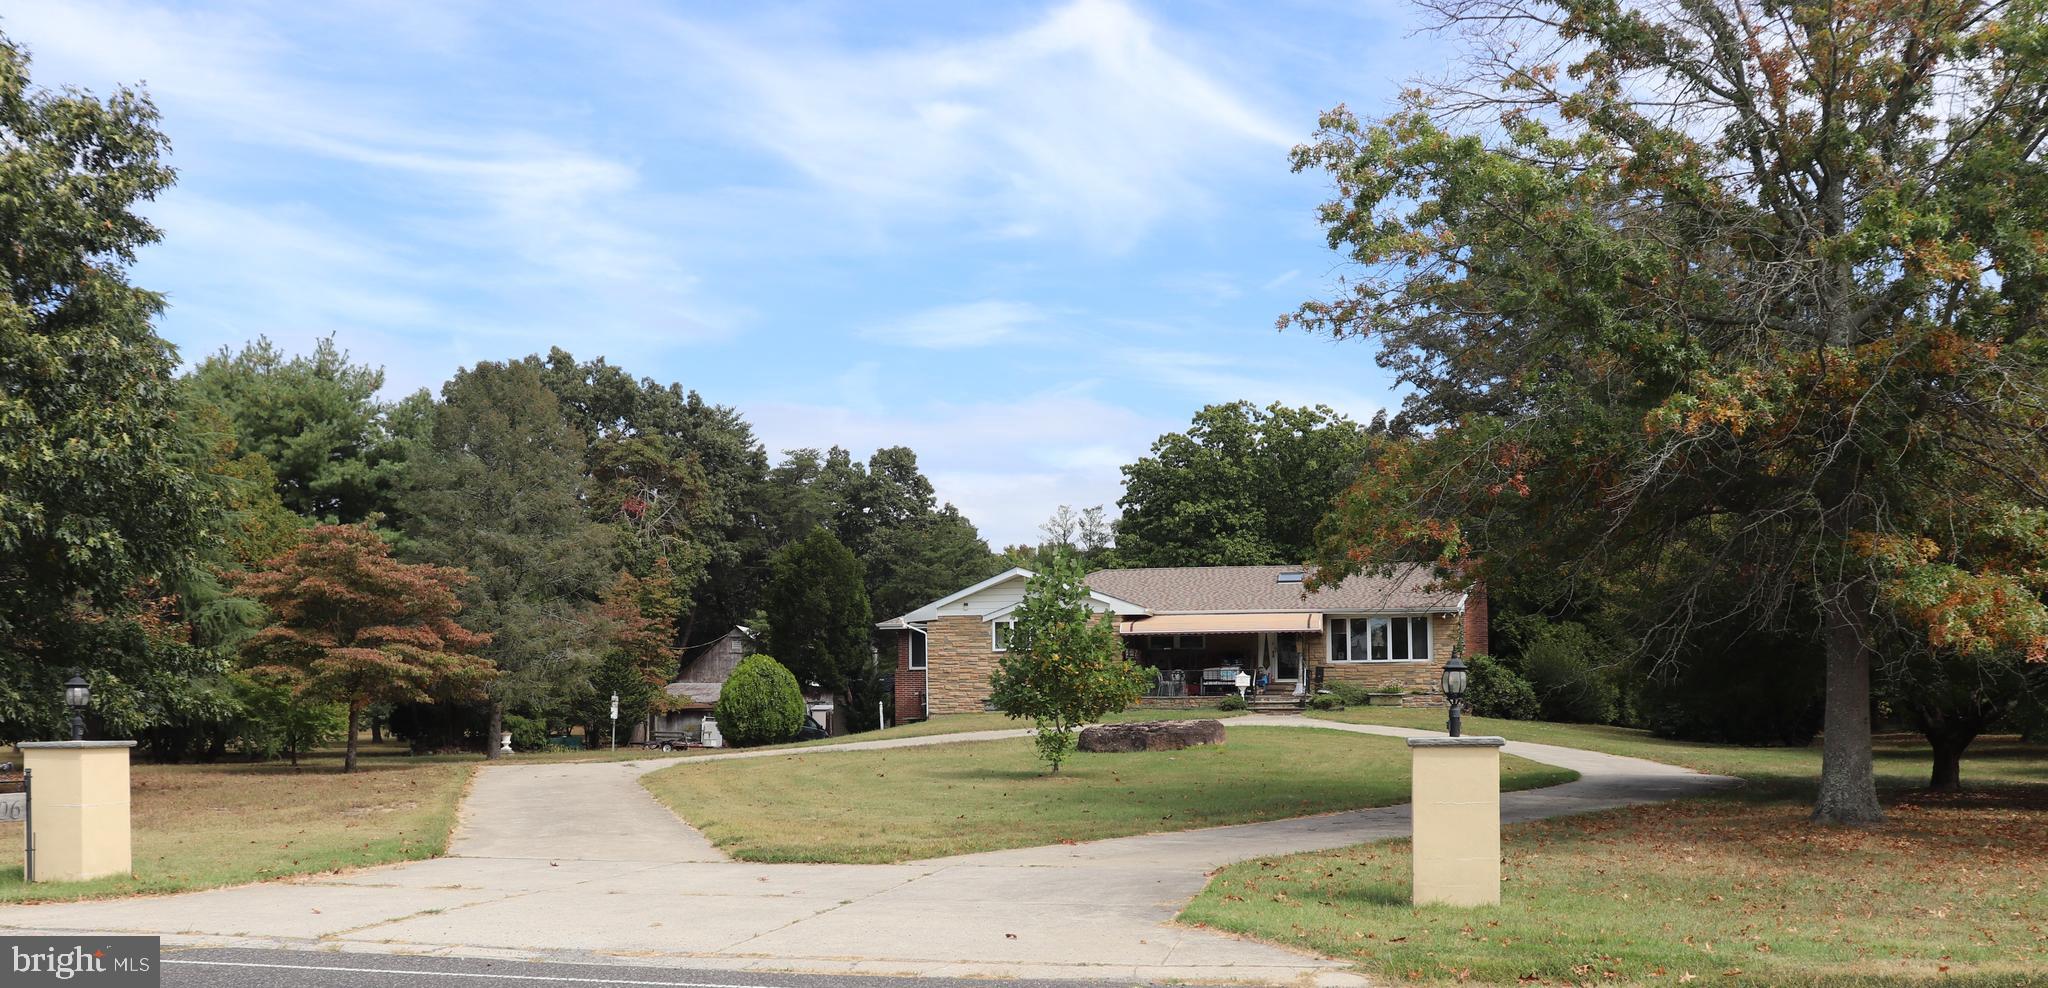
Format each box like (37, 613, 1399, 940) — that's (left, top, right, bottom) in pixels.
(403, 361, 611, 755)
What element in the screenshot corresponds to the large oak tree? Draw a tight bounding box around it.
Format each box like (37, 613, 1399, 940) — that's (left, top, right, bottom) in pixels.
(0, 36, 215, 736)
(1291, 0, 2048, 823)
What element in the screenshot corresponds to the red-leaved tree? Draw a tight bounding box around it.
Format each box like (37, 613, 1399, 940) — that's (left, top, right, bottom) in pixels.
(237, 525, 495, 771)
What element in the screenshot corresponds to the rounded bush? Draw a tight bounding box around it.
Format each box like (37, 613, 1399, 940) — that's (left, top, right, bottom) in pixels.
(1215, 694, 1248, 711)
(714, 654, 806, 746)
(1464, 653, 1540, 720)
(1307, 693, 1345, 711)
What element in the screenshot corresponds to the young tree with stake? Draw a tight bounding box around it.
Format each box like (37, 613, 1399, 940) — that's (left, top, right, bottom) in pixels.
(989, 552, 1150, 772)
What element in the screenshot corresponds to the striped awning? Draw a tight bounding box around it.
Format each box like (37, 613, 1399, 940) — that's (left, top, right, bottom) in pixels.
(1117, 612, 1321, 636)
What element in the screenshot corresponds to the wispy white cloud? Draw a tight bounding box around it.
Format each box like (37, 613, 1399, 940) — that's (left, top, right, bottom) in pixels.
(8, 0, 735, 365)
(1261, 269, 1302, 291)
(860, 300, 1045, 349)
(644, 0, 1295, 251)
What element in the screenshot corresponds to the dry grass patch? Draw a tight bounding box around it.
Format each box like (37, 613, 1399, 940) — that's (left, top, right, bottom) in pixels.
(642, 725, 1574, 863)
(0, 757, 472, 903)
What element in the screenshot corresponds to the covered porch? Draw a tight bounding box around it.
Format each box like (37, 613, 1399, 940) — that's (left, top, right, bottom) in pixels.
(1118, 613, 1319, 698)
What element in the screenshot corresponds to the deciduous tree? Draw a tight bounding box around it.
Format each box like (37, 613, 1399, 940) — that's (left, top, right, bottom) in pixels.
(988, 552, 1149, 772)
(236, 525, 493, 772)
(1116, 403, 1382, 568)
(1289, 0, 2048, 824)
(0, 35, 217, 737)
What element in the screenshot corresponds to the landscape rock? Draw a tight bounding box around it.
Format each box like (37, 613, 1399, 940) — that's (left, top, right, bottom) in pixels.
(1077, 719, 1226, 753)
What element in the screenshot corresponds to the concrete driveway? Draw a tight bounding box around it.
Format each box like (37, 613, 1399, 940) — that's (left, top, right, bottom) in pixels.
(0, 719, 1734, 985)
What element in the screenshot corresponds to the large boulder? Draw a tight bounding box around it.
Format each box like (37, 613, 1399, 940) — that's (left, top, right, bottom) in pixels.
(1077, 719, 1226, 753)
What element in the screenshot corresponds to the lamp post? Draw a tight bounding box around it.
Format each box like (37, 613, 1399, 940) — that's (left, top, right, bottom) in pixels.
(63, 672, 90, 742)
(1440, 654, 1468, 738)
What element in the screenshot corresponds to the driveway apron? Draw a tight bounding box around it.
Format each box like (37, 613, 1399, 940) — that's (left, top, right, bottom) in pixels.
(0, 719, 1735, 984)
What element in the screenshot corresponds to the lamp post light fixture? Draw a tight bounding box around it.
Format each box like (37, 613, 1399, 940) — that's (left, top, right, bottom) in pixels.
(63, 672, 90, 742)
(1440, 654, 1468, 738)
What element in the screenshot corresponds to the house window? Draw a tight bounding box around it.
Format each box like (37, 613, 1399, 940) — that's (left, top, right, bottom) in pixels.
(908, 632, 927, 670)
(992, 619, 1018, 652)
(1173, 634, 1205, 651)
(1327, 616, 1431, 662)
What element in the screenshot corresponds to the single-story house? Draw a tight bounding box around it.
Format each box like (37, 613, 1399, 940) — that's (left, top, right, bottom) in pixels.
(877, 564, 1488, 723)
(635, 625, 844, 746)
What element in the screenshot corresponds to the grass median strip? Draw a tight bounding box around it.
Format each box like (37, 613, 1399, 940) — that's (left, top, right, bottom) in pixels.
(640, 725, 1576, 863)
(0, 757, 472, 904)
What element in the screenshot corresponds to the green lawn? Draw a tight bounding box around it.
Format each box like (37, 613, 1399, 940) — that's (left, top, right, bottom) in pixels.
(641, 725, 1575, 863)
(741, 706, 1251, 752)
(1308, 707, 2047, 791)
(1182, 711, 2048, 986)
(0, 754, 472, 904)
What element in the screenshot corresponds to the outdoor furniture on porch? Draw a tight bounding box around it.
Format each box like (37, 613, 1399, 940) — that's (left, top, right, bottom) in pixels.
(1199, 665, 1243, 696)
(1147, 670, 1188, 698)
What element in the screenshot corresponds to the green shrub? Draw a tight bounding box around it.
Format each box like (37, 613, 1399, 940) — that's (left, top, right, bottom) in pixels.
(230, 672, 345, 765)
(1464, 653, 1540, 720)
(1514, 618, 1622, 723)
(1307, 693, 1345, 711)
(502, 713, 548, 752)
(715, 654, 806, 746)
(1216, 694, 1248, 711)
(1322, 681, 1375, 706)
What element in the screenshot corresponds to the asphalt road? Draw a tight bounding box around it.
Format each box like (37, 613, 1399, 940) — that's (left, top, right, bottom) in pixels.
(161, 948, 1163, 988)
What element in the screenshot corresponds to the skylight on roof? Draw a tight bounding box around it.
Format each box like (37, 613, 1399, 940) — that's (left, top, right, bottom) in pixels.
(1276, 571, 1305, 583)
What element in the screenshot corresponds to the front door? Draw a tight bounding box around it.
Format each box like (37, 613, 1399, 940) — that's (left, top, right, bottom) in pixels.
(1263, 633, 1303, 690)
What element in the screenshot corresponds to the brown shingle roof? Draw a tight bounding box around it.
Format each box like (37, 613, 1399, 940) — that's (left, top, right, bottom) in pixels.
(1084, 564, 1460, 614)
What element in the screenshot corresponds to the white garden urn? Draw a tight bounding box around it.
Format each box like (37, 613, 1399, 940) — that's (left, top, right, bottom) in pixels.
(499, 732, 514, 754)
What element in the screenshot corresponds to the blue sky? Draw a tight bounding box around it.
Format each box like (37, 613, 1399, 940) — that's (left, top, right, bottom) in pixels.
(10, 0, 1442, 548)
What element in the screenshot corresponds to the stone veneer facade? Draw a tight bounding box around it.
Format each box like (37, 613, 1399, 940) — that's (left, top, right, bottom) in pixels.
(923, 615, 1005, 715)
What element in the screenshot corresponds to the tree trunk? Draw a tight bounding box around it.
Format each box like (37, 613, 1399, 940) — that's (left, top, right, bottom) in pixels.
(486, 701, 504, 760)
(1813, 582, 1884, 825)
(370, 716, 382, 743)
(344, 704, 360, 774)
(1927, 732, 1971, 791)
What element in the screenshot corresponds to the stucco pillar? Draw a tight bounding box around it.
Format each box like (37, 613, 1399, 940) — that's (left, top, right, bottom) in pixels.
(16, 740, 136, 883)
(1406, 736, 1504, 906)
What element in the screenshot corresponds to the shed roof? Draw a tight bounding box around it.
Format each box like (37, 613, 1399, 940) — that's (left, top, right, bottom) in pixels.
(665, 681, 722, 707)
